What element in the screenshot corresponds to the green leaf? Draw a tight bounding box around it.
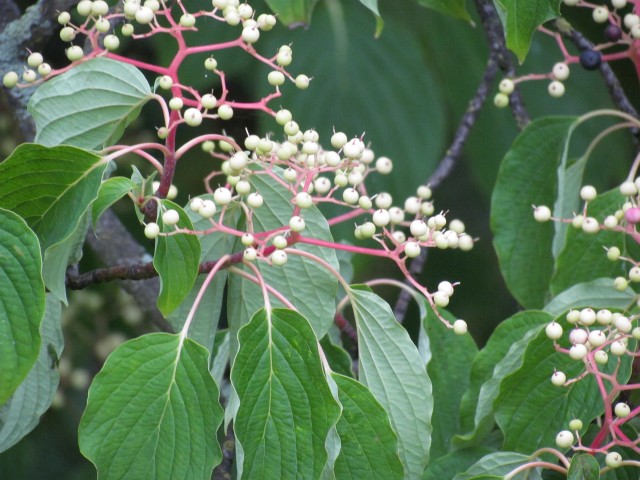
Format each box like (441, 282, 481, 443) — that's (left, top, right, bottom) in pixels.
(416, 0, 471, 21)
(320, 335, 354, 378)
(0, 144, 107, 252)
(264, 0, 320, 25)
(349, 286, 432, 478)
(551, 189, 639, 294)
(0, 294, 62, 452)
(544, 278, 635, 316)
(494, 316, 634, 454)
(491, 117, 578, 308)
(28, 57, 151, 149)
(422, 447, 496, 480)
(331, 373, 404, 479)
(455, 311, 551, 448)
(167, 198, 239, 355)
(568, 453, 599, 480)
(210, 330, 229, 386)
(357, 0, 385, 36)
(231, 308, 340, 479)
(493, 0, 561, 62)
(154, 200, 201, 317)
(227, 169, 339, 354)
(78, 333, 223, 479)
(0, 209, 45, 406)
(453, 451, 542, 479)
(423, 307, 477, 460)
(92, 176, 136, 228)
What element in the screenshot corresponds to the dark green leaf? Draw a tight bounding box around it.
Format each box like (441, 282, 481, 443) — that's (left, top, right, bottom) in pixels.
(320, 335, 354, 378)
(154, 200, 201, 316)
(491, 117, 578, 308)
(78, 333, 223, 479)
(544, 278, 635, 316)
(0, 209, 45, 406)
(0, 294, 59, 452)
(416, 0, 471, 21)
(264, 0, 320, 25)
(91, 177, 136, 228)
(568, 453, 599, 480)
(453, 451, 542, 479)
(493, 0, 561, 62)
(423, 307, 477, 460)
(350, 286, 432, 478)
(231, 308, 340, 479)
(331, 373, 404, 479)
(423, 447, 496, 480)
(28, 57, 151, 149)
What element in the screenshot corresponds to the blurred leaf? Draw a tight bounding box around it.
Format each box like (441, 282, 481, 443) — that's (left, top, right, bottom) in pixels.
(231, 308, 340, 479)
(423, 447, 496, 480)
(320, 335, 354, 378)
(357, 0, 384, 36)
(453, 451, 542, 479)
(454, 311, 550, 449)
(265, 0, 320, 25)
(491, 117, 578, 308)
(0, 295, 62, 453)
(331, 373, 404, 479)
(79, 333, 222, 479)
(227, 169, 339, 355)
(28, 57, 151, 149)
(423, 307, 477, 460)
(350, 286, 432, 478)
(92, 177, 136, 228)
(154, 200, 201, 316)
(493, 0, 560, 62)
(568, 454, 599, 480)
(494, 316, 635, 454)
(416, 0, 471, 21)
(0, 209, 45, 406)
(551, 189, 640, 294)
(544, 278, 635, 316)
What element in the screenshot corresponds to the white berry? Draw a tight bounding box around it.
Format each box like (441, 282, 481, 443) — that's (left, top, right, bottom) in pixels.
(555, 430, 574, 448)
(144, 222, 160, 239)
(162, 209, 180, 226)
(452, 319, 467, 335)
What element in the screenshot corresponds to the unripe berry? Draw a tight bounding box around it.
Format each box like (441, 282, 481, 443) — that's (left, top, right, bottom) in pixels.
(162, 209, 180, 226)
(592, 6, 609, 23)
(360, 222, 376, 238)
(603, 215, 618, 229)
(3, 71, 19, 88)
(283, 168, 297, 183)
(342, 188, 359, 204)
(410, 220, 429, 238)
(180, 13, 196, 27)
(289, 215, 305, 232)
(144, 222, 160, 239)
(404, 196, 421, 214)
(122, 23, 134, 36)
(66, 45, 84, 62)
(498, 78, 514, 95)
(620, 181, 638, 196)
(433, 291, 449, 307)
(167, 184, 178, 200)
(551, 371, 567, 386)
(189, 198, 204, 212)
(493, 92, 509, 108)
(247, 192, 263, 208)
(548, 81, 565, 98)
(614, 314, 632, 332)
(58, 11, 71, 24)
(533, 205, 551, 222)
(388, 207, 405, 224)
(217, 104, 234, 120)
(605, 452, 623, 468)
(275, 109, 292, 125)
(392, 231, 406, 243)
(358, 195, 372, 210)
(610, 340, 627, 356)
(552, 63, 570, 81)
(295, 74, 310, 89)
(569, 343, 588, 360)
(199, 199, 217, 218)
(184, 108, 203, 127)
(581, 217, 599, 234)
(545, 322, 563, 340)
(229, 152, 248, 171)
(453, 319, 467, 335)
(77, 0, 92, 16)
(458, 234, 474, 251)
(580, 185, 597, 201)
(270, 250, 288, 266)
(376, 156, 393, 174)
(569, 328, 588, 345)
(594, 350, 609, 364)
(214, 187, 232, 205)
(588, 330, 606, 347)
(612, 0, 627, 8)
(169, 97, 183, 110)
(103, 34, 120, 51)
(295, 192, 313, 209)
(555, 430, 574, 449)
(283, 121, 299, 136)
(243, 247, 257, 261)
(95, 17, 111, 33)
(372, 209, 390, 227)
(268, 70, 285, 86)
(204, 57, 218, 71)
(235, 180, 251, 195)
(568, 419, 583, 431)
(614, 276, 629, 291)
(135, 6, 155, 24)
(614, 402, 630, 418)
(60, 26, 76, 42)
(566, 309, 580, 324)
(374, 193, 393, 209)
(404, 241, 421, 258)
(27, 52, 44, 68)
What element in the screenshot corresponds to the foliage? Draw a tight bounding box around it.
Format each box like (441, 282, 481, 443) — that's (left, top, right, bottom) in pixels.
(1, 0, 640, 479)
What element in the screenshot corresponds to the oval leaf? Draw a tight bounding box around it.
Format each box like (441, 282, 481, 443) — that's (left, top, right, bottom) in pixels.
(28, 57, 151, 149)
(231, 308, 341, 479)
(544, 278, 635, 317)
(568, 453, 599, 480)
(78, 333, 223, 479)
(417, 0, 471, 21)
(92, 176, 136, 229)
(453, 451, 542, 480)
(350, 286, 432, 478)
(0, 209, 45, 406)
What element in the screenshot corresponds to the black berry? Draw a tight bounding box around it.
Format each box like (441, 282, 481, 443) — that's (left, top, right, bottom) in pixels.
(579, 49, 602, 70)
(604, 24, 622, 42)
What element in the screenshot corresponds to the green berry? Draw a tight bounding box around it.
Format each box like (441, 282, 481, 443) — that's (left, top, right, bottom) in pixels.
(3, 71, 19, 88)
(144, 222, 160, 239)
(605, 452, 622, 468)
(404, 241, 421, 258)
(218, 104, 234, 120)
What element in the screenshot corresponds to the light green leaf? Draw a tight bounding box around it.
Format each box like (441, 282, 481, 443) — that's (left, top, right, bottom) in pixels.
(154, 200, 201, 317)
(0, 144, 107, 252)
(265, 0, 320, 25)
(0, 294, 62, 453)
(491, 117, 578, 308)
(0, 208, 45, 406)
(349, 286, 432, 479)
(78, 333, 223, 479)
(231, 308, 340, 479)
(331, 373, 404, 479)
(453, 451, 542, 480)
(423, 307, 477, 460)
(544, 278, 635, 316)
(455, 311, 551, 449)
(568, 453, 599, 480)
(416, 0, 471, 21)
(494, 316, 634, 454)
(227, 169, 339, 354)
(493, 0, 561, 62)
(92, 177, 136, 228)
(28, 57, 151, 149)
